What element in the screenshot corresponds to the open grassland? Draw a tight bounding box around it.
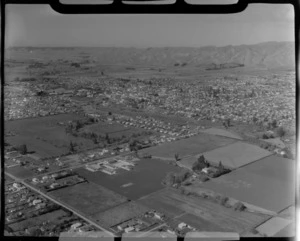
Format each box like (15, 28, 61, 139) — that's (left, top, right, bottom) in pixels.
(140, 133, 236, 160)
(137, 188, 270, 234)
(50, 182, 129, 217)
(92, 201, 150, 228)
(5, 114, 98, 157)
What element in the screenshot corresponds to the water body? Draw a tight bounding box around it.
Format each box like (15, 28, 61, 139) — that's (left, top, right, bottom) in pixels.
(75, 158, 181, 200)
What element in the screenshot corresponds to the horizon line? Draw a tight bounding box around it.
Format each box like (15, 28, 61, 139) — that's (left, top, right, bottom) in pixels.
(6, 40, 294, 49)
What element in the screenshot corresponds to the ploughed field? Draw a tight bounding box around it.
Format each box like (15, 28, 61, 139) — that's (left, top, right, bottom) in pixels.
(92, 201, 150, 228)
(50, 182, 129, 219)
(137, 188, 270, 234)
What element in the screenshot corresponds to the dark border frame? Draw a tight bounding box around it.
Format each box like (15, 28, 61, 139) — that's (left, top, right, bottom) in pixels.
(1, 1, 298, 241)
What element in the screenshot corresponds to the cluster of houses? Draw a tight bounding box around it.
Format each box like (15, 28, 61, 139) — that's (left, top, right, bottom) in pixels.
(89, 112, 204, 145)
(80, 73, 295, 131)
(111, 210, 166, 234)
(5, 83, 79, 120)
(5, 182, 96, 236)
(156, 221, 197, 237)
(30, 170, 86, 192)
(5, 183, 51, 223)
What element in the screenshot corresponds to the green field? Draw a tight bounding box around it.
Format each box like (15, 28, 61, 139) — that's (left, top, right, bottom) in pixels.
(202, 141, 272, 169)
(140, 133, 236, 160)
(5, 114, 97, 158)
(5, 166, 35, 179)
(92, 201, 150, 228)
(50, 182, 129, 218)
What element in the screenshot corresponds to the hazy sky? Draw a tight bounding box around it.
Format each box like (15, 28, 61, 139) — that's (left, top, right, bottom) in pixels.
(5, 3, 294, 48)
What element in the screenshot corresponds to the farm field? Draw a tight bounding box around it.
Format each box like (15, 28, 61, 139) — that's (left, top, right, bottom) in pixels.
(50, 182, 129, 217)
(5, 114, 97, 157)
(138, 192, 186, 218)
(5, 166, 35, 179)
(201, 155, 295, 213)
(92, 201, 150, 228)
(137, 188, 270, 234)
(202, 141, 272, 169)
(140, 133, 237, 160)
(75, 158, 181, 200)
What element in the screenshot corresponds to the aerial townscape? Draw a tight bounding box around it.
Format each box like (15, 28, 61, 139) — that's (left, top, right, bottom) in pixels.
(4, 41, 296, 238)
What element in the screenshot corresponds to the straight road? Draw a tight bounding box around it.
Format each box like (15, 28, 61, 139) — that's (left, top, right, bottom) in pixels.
(5, 172, 114, 236)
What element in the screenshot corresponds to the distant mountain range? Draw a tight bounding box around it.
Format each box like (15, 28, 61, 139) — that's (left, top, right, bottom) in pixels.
(11, 41, 295, 69)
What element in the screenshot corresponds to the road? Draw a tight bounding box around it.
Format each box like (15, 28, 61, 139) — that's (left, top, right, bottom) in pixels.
(5, 172, 114, 236)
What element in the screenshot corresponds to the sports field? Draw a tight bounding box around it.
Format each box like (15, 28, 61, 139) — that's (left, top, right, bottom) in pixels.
(93, 201, 150, 228)
(202, 141, 272, 169)
(5, 114, 97, 157)
(140, 133, 236, 160)
(50, 182, 129, 217)
(201, 155, 295, 213)
(137, 188, 269, 234)
(75, 158, 181, 200)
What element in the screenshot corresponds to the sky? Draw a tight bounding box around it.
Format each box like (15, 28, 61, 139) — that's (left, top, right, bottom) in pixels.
(5, 3, 294, 48)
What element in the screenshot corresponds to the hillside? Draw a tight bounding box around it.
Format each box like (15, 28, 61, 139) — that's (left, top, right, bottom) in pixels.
(8, 41, 295, 69)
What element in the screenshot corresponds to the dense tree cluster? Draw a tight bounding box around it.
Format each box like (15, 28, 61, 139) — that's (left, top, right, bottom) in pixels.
(192, 155, 209, 172)
(163, 169, 193, 187)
